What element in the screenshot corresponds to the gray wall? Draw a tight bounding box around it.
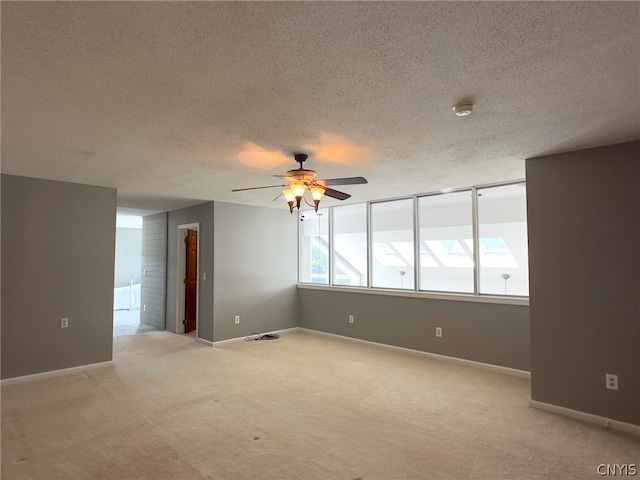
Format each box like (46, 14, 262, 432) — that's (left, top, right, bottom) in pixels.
(527, 140, 640, 425)
(140, 213, 167, 330)
(166, 203, 215, 340)
(1, 175, 116, 379)
(213, 201, 298, 341)
(299, 288, 530, 371)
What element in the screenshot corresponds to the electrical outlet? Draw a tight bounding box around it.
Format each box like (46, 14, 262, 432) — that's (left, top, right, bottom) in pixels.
(606, 373, 618, 391)
(60, 318, 69, 329)
(235, 315, 240, 324)
(435, 327, 442, 338)
(143, 305, 147, 312)
(348, 315, 354, 324)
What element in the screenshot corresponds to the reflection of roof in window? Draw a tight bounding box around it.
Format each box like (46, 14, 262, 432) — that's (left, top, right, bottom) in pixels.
(481, 237, 510, 253)
(381, 243, 395, 254)
(478, 237, 519, 268)
(372, 242, 407, 266)
(425, 240, 473, 267)
(419, 243, 438, 267)
(390, 242, 415, 267)
(441, 239, 466, 255)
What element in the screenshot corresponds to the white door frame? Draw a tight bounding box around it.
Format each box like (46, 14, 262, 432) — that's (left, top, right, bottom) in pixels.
(176, 222, 200, 337)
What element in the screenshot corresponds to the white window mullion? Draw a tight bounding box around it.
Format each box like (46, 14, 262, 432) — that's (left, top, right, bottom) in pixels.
(472, 187, 480, 295)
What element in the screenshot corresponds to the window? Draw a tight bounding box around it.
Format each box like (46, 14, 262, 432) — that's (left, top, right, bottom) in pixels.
(477, 183, 529, 296)
(371, 199, 414, 289)
(418, 191, 474, 293)
(299, 209, 329, 284)
(478, 237, 518, 268)
(424, 239, 473, 267)
(297, 180, 528, 299)
(419, 243, 438, 267)
(333, 204, 367, 286)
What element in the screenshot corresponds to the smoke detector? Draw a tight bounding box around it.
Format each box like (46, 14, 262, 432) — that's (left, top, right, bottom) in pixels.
(453, 103, 475, 116)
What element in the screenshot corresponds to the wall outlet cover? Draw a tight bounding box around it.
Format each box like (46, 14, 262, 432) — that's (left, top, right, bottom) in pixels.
(605, 373, 618, 391)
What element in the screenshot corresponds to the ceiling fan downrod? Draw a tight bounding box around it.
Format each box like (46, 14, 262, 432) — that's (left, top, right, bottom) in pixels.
(294, 153, 308, 169)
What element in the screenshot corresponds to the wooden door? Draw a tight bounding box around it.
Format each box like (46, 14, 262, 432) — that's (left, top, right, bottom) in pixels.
(184, 229, 198, 333)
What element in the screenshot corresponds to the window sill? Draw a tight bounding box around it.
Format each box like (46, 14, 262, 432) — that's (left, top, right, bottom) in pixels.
(296, 283, 529, 306)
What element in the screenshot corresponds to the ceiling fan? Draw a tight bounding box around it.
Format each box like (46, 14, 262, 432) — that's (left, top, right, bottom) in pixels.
(232, 153, 368, 213)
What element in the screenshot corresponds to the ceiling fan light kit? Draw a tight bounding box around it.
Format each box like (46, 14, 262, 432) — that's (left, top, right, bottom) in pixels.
(290, 182, 307, 197)
(310, 185, 326, 211)
(232, 153, 367, 214)
(283, 188, 296, 213)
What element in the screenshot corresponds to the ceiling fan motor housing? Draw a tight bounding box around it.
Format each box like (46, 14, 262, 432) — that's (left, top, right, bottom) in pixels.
(285, 169, 317, 184)
(284, 153, 317, 184)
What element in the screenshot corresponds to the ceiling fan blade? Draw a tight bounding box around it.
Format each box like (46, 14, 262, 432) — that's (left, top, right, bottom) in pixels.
(316, 177, 368, 186)
(231, 184, 287, 192)
(272, 174, 288, 178)
(323, 187, 351, 201)
(273, 193, 283, 202)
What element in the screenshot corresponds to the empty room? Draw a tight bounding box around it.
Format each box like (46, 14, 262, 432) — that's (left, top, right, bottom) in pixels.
(1, 2, 638, 479)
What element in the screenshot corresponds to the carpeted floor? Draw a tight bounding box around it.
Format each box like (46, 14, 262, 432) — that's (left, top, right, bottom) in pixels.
(1, 330, 638, 479)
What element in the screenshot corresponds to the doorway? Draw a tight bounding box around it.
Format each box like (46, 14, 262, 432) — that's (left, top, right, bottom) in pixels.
(113, 213, 153, 337)
(184, 229, 198, 333)
(176, 223, 199, 335)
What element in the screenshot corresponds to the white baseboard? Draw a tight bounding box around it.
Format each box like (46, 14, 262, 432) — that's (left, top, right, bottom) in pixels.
(196, 337, 214, 347)
(300, 328, 531, 379)
(529, 400, 640, 437)
(1, 361, 114, 387)
(213, 327, 300, 346)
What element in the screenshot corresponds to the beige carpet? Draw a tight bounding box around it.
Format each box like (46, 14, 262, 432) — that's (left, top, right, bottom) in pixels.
(2, 330, 638, 480)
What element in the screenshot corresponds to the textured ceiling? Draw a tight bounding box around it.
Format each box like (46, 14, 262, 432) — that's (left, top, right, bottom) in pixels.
(2, 2, 639, 214)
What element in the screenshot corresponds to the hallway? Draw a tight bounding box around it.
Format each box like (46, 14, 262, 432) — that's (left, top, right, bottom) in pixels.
(113, 309, 157, 337)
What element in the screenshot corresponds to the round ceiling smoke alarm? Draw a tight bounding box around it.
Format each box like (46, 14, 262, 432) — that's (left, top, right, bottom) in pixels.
(453, 103, 475, 116)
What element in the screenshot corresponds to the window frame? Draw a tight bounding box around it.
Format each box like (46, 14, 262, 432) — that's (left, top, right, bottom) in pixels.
(370, 196, 416, 290)
(476, 182, 529, 296)
(417, 189, 475, 294)
(331, 202, 368, 287)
